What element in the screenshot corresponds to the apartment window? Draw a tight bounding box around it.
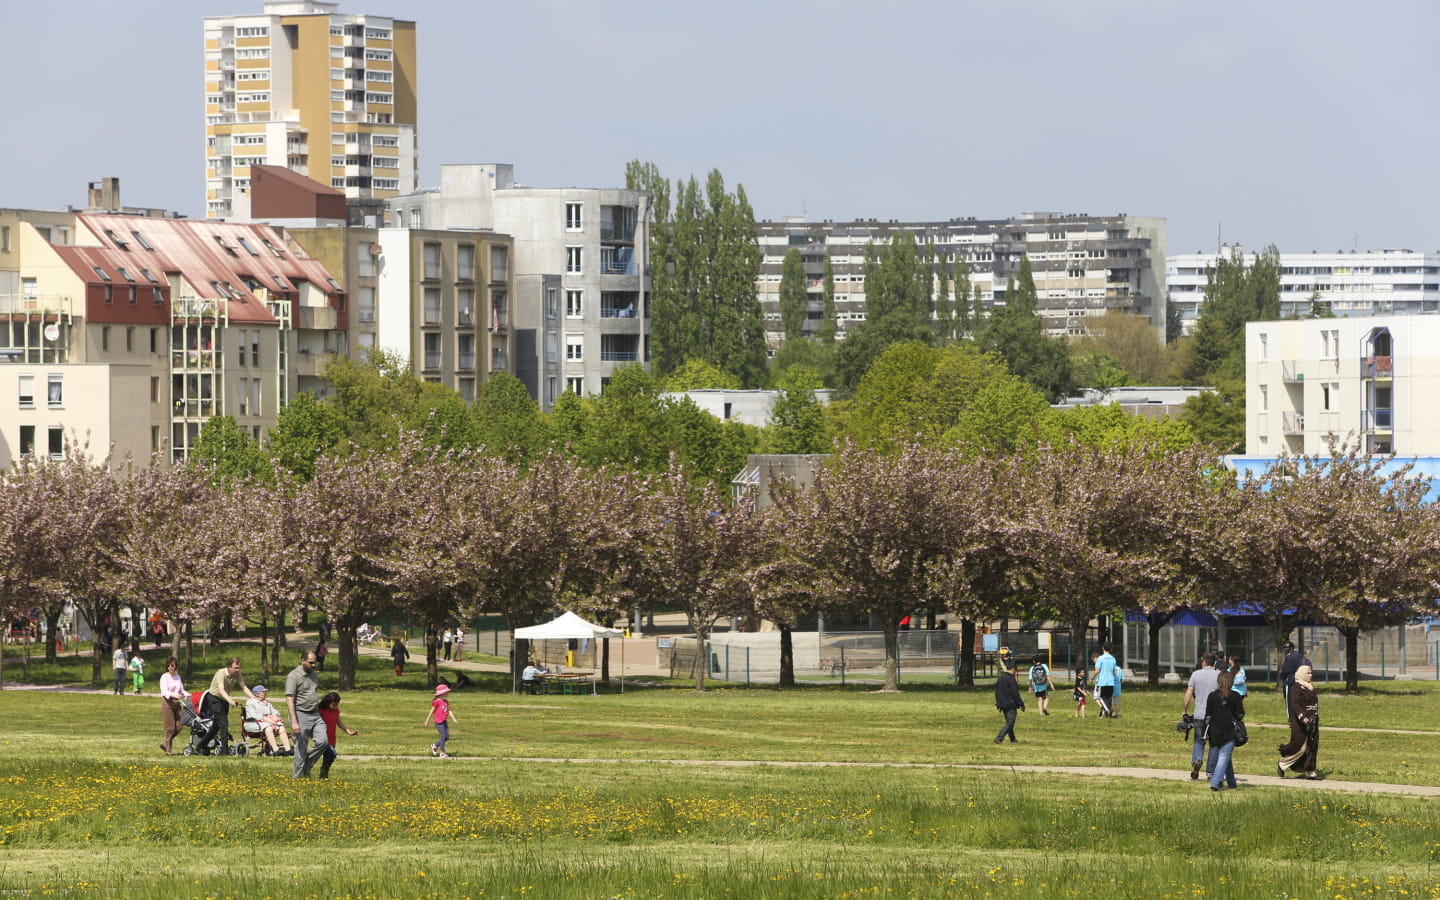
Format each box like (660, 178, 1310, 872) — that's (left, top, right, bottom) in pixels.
(237, 329, 248, 367)
(1260, 384, 1268, 412)
(101, 326, 111, 351)
(457, 244, 476, 281)
(457, 289, 474, 326)
(128, 286, 137, 305)
(357, 331, 376, 361)
(1257, 333, 1267, 361)
(1321, 383, 1334, 411)
(490, 245, 508, 282)
(151, 328, 159, 353)
(237, 379, 249, 416)
(48, 426, 64, 460)
(458, 334, 475, 370)
(18, 374, 34, 408)
(46, 374, 62, 408)
(546, 287, 558, 319)
(566, 290, 583, 318)
(251, 332, 260, 367)
(93, 266, 111, 281)
(19, 425, 35, 456)
(566, 376, 585, 396)
(423, 242, 441, 280)
(237, 236, 260, 256)
(565, 334, 584, 361)
(1, 226, 9, 252)
(565, 246, 582, 274)
(423, 332, 441, 370)
(235, 26, 269, 37)
(424, 288, 441, 324)
(358, 287, 376, 323)
(364, 92, 393, 104)
(125, 327, 134, 352)
(151, 377, 160, 403)
(139, 267, 159, 283)
(253, 378, 262, 416)
(357, 242, 376, 277)
(565, 202, 583, 231)
(545, 333, 558, 363)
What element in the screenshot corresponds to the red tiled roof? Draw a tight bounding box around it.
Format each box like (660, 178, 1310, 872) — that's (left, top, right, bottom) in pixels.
(65, 214, 344, 325)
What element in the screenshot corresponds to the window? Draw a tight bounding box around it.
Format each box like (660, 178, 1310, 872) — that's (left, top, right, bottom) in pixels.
(46, 374, 63, 408)
(125, 327, 134, 352)
(566, 376, 585, 396)
(458, 334, 475, 370)
(1260, 384, 1268, 412)
(18, 374, 34, 408)
(357, 242, 376, 277)
(19, 425, 34, 456)
(457, 244, 476, 281)
(237, 379, 249, 416)
(253, 378, 262, 416)
(236, 236, 260, 256)
(1321, 383, 1334, 411)
(364, 92, 393, 104)
(151, 377, 159, 403)
(48, 426, 64, 460)
(151, 328, 159, 353)
(237, 329, 249, 367)
(423, 332, 441, 370)
(490, 245, 509, 282)
(457, 289, 474, 326)
(365, 49, 392, 61)
(358, 287, 376, 323)
(565, 202, 583, 231)
(545, 287, 558, 319)
(92, 266, 111, 281)
(367, 70, 393, 82)
(1, 226, 8, 252)
(566, 246, 582, 274)
(565, 290, 583, 318)
(423, 242, 441, 280)
(235, 26, 269, 37)
(128, 286, 137, 305)
(565, 334, 584, 361)
(251, 332, 260, 367)
(364, 27, 391, 39)
(236, 92, 270, 103)
(546, 333, 558, 363)
(101, 326, 110, 352)
(139, 267, 159, 283)
(423, 288, 441, 324)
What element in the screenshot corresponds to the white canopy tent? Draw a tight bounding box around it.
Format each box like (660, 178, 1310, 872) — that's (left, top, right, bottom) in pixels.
(512, 611, 625, 694)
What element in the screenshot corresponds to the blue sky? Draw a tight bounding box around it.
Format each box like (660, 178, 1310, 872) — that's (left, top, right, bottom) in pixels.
(4, 0, 1435, 254)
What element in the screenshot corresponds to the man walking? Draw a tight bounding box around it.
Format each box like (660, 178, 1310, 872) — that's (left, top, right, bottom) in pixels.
(285, 651, 326, 778)
(994, 659, 1026, 744)
(1092, 642, 1119, 719)
(1181, 652, 1220, 779)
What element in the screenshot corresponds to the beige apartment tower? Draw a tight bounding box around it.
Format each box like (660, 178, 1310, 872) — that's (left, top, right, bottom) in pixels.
(204, 1, 417, 219)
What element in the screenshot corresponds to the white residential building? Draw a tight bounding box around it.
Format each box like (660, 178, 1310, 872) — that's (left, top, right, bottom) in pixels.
(1170, 248, 1440, 335)
(1246, 315, 1440, 457)
(756, 213, 1167, 346)
(388, 164, 649, 409)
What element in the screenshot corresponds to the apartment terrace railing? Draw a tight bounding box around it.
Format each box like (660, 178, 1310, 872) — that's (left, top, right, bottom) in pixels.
(1281, 360, 1304, 381)
(599, 305, 639, 318)
(1361, 409, 1394, 431)
(0, 294, 74, 316)
(1282, 411, 1305, 434)
(600, 350, 639, 362)
(600, 224, 636, 242)
(1362, 356, 1393, 379)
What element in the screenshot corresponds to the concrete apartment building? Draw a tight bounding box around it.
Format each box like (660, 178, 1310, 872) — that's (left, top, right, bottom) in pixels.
(248, 166, 514, 402)
(1169, 248, 1440, 335)
(755, 212, 1167, 346)
(388, 164, 649, 409)
(1, 190, 347, 465)
(1245, 315, 1440, 457)
(204, 1, 418, 220)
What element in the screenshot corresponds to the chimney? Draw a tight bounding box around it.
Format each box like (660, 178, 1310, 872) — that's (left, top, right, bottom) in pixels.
(87, 177, 121, 211)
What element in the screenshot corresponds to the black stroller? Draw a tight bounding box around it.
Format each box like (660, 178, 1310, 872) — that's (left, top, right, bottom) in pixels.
(180, 690, 246, 756)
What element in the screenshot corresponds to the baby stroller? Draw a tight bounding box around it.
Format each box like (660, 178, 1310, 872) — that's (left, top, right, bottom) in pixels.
(180, 690, 246, 756)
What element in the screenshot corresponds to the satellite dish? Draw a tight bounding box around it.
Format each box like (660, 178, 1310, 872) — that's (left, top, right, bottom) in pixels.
(43, 324, 60, 342)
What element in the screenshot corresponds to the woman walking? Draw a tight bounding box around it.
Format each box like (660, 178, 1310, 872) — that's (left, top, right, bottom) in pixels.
(391, 638, 410, 676)
(158, 656, 185, 755)
(1277, 664, 1320, 779)
(1205, 671, 1246, 792)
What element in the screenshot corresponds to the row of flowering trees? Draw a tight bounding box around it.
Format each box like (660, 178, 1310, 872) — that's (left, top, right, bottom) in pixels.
(2, 437, 1437, 692)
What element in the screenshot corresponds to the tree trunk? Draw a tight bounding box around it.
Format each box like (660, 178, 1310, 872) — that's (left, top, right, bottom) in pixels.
(1071, 617, 1088, 676)
(426, 626, 439, 686)
(44, 607, 61, 664)
(882, 621, 900, 691)
(600, 638, 611, 684)
(183, 620, 194, 682)
(1342, 625, 1360, 692)
(778, 625, 795, 688)
(511, 637, 529, 694)
(957, 619, 976, 688)
(692, 625, 708, 691)
(277, 612, 287, 650)
(335, 623, 357, 691)
(1147, 614, 1171, 687)
(259, 616, 270, 678)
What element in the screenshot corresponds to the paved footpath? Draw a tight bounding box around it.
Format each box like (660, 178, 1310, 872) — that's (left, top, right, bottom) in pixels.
(333, 753, 1440, 798)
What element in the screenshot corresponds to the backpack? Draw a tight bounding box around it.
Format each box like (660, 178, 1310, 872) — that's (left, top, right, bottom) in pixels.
(1030, 664, 1048, 687)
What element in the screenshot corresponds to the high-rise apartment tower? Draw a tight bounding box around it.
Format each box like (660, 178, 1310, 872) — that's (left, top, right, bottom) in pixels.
(203, 1, 417, 219)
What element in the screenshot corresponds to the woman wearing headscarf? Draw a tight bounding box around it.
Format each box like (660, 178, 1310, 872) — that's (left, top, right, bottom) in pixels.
(1205, 671, 1245, 791)
(1276, 663, 1320, 779)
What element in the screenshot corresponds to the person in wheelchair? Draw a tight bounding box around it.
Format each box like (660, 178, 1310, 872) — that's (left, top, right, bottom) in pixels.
(243, 684, 293, 756)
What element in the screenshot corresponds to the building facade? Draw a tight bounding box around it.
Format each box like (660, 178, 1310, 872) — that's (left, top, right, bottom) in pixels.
(204, 1, 418, 219)
(1, 205, 347, 463)
(1246, 316, 1440, 457)
(756, 212, 1167, 346)
(1169, 248, 1440, 335)
(388, 164, 649, 409)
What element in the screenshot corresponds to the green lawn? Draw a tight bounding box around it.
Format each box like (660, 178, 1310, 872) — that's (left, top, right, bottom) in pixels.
(2, 644, 1438, 899)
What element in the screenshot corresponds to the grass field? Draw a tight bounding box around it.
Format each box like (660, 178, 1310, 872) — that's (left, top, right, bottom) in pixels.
(2, 642, 1438, 899)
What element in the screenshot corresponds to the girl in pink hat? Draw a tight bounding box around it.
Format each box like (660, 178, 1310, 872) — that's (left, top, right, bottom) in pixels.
(424, 683, 458, 757)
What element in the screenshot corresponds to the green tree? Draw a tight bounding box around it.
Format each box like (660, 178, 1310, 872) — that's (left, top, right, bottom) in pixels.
(976, 255, 1073, 401)
(191, 415, 270, 486)
(763, 366, 831, 454)
(473, 372, 550, 463)
(833, 232, 935, 394)
(953, 260, 972, 339)
(818, 256, 838, 345)
(1181, 245, 1281, 384)
(1072, 311, 1173, 384)
(1179, 380, 1246, 452)
(1070, 349, 1133, 391)
(778, 248, 808, 342)
(663, 359, 741, 391)
(770, 336, 837, 389)
(628, 162, 766, 387)
(934, 260, 953, 345)
(267, 392, 345, 482)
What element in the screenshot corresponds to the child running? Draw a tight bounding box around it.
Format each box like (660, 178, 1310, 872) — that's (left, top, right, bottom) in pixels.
(315, 691, 358, 779)
(425, 683, 458, 758)
(1072, 667, 1089, 717)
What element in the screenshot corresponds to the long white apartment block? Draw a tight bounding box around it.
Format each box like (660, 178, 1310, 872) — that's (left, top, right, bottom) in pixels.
(1171, 248, 1440, 335)
(1246, 316, 1440, 457)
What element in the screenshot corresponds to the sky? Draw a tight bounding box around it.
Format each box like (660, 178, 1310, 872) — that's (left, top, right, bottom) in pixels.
(3, 0, 1436, 255)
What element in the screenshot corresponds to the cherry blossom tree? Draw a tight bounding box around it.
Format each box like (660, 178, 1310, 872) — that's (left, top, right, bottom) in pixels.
(632, 459, 768, 690)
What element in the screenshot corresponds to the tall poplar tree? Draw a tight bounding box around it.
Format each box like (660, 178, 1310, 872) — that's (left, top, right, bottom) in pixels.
(976, 255, 1073, 401)
(627, 162, 766, 387)
(819, 255, 838, 345)
(934, 259, 953, 345)
(954, 260, 973, 338)
(778, 248, 808, 341)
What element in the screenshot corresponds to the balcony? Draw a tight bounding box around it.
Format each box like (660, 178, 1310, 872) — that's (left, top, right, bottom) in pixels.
(490, 350, 508, 371)
(1362, 356, 1393, 379)
(0, 294, 74, 316)
(293, 350, 334, 377)
(1281, 360, 1304, 382)
(171, 349, 219, 370)
(489, 306, 508, 330)
(1281, 411, 1305, 434)
(172, 297, 225, 320)
(600, 223, 635, 242)
(298, 306, 339, 330)
(600, 304, 639, 318)
(1361, 409, 1393, 432)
